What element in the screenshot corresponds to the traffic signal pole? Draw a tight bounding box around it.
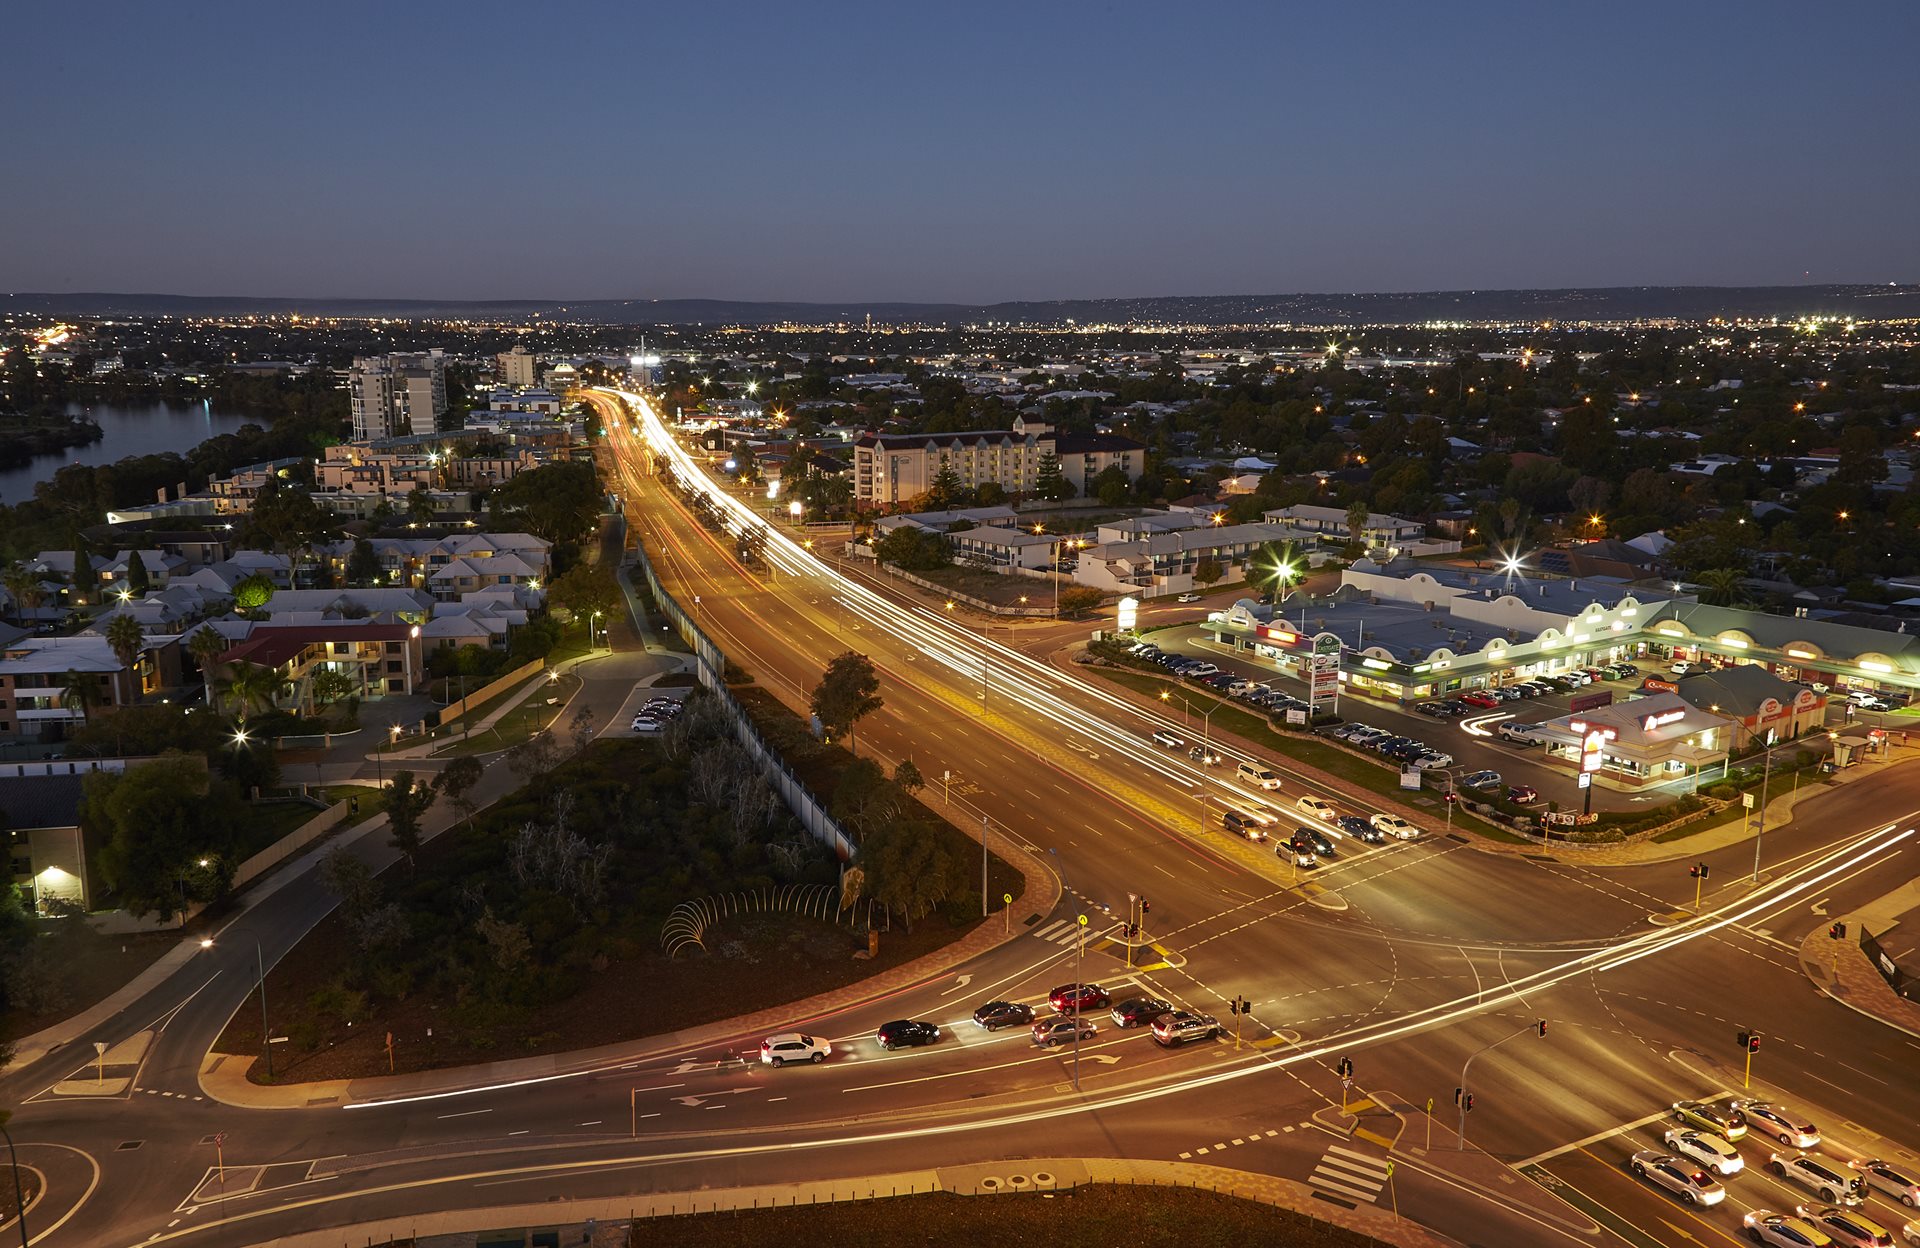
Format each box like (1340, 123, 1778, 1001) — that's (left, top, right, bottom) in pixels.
(1457, 1020, 1549, 1149)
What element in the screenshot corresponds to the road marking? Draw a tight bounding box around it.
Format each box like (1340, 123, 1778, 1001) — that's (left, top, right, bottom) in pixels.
(578, 1121, 601, 1127)
(1517, 1106, 1681, 1167)
(766, 1097, 787, 1102)
(508, 1129, 529, 1136)
(436, 1109, 491, 1119)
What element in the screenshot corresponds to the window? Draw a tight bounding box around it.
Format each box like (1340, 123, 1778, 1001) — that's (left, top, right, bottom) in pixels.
(386, 661, 402, 674)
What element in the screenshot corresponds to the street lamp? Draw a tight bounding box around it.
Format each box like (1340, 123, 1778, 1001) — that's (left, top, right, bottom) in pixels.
(1046, 846, 1087, 1093)
(200, 929, 275, 1078)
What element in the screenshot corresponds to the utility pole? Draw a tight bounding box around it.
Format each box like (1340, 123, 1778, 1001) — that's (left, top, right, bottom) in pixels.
(1457, 1019, 1548, 1148)
(1750, 744, 1774, 883)
(981, 814, 989, 918)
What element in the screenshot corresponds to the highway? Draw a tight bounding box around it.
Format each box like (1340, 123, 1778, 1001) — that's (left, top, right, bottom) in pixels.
(0, 384, 1916, 1248)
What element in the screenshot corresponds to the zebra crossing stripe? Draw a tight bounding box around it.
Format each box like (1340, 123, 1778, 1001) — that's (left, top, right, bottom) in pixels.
(1030, 919, 1071, 942)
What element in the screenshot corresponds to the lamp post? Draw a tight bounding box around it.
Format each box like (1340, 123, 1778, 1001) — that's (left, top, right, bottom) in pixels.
(1046, 847, 1085, 1093)
(200, 929, 274, 1078)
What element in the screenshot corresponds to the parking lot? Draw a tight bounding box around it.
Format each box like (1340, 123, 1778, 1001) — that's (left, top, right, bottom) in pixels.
(605, 684, 690, 738)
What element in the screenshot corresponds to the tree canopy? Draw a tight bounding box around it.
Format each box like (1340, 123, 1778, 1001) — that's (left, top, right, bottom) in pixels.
(811, 651, 883, 755)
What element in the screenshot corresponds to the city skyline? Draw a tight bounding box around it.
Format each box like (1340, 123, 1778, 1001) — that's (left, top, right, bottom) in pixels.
(9, 1, 1919, 303)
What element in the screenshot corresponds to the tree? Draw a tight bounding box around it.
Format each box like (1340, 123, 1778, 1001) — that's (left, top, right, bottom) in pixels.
(69, 536, 92, 606)
(384, 770, 438, 868)
(489, 460, 604, 544)
(1193, 558, 1223, 588)
(406, 486, 437, 525)
(435, 754, 485, 828)
(86, 753, 245, 919)
(925, 457, 964, 509)
(860, 820, 964, 931)
(59, 669, 99, 726)
(223, 663, 284, 720)
(811, 651, 883, 756)
(124, 550, 151, 596)
(1033, 451, 1073, 502)
(232, 572, 276, 615)
(310, 669, 357, 711)
(3, 563, 45, 618)
(104, 613, 144, 678)
(243, 477, 327, 554)
(1695, 567, 1752, 607)
(345, 537, 382, 586)
(548, 563, 619, 637)
(1346, 498, 1371, 550)
(893, 757, 924, 794)
(1092, 464, 1131, 507)
(974, 482, 1008, 507)
(1056, 586, 1105, 617)
(872, 526, 952, 571)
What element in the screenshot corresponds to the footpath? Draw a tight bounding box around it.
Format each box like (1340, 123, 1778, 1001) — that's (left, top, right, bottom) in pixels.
(1800, 874, 1920, 1040)
(250, 1155, 1462, 1248)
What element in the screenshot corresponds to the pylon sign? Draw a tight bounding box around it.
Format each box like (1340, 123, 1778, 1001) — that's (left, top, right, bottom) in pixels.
(1308, 631, 1342, 713)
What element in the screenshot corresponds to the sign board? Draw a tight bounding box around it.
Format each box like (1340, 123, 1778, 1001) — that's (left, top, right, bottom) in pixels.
(1399, 767, 1424, 790)
(1569, 690, 1613, 714)
(1642, 677, 1679, 694)
(1742, 791, 1756, 809)
(1308, 631, 1343, 713)
(1117, 596, 1139, 632)
(1640, 708, 1687, 731)
(1581, 729, 1607, 774)
(1286, 708, 1307, 725)
(1577, 772, 1592, 790)
(1545, 811, 1577, 826)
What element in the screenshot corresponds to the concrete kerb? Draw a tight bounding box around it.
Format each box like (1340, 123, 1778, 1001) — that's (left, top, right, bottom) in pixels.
(198, 819, 1061, 1109)
(243, 1156, 1462, 1248)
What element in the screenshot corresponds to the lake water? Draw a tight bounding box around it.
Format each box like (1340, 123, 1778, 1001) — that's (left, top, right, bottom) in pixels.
(0, 401, 264, 504)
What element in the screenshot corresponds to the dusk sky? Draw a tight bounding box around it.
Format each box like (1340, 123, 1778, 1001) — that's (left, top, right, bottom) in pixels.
(10, 1, 1918, 304)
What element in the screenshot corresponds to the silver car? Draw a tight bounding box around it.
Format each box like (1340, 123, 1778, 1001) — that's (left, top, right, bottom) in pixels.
(1853, 1159, 1920, 1208)
(1771, 1151, 1866, 1206)
(1738, 1099, 1821, 1148)
(1628, 1150, 1725, 1206)
(1795, 1204, 1897, 1248)
(1661, 1128, 1744, 1176)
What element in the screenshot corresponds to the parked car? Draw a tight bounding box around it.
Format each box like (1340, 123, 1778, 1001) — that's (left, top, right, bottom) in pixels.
(1459, 692, 1502, 709)
(875, 1020, 940, 1050)
(971, 1000, 1035, 1031)
(1670, 660, 1697, 676)
(1506, 784, 1539, 804)
(1150, 1011, 1220, 1047)
(1032, 1016, 1097, 1047)
(1048, 982, 1111, 1013)
(1497, 722, 1542, 745)
(1109, 996, 1175, 1028)
(760, 1033, 831, 1066)
(1461, 769, 1503, 790)
(1415, 701, 1454, 718)
(1414, 752, 1455, 770)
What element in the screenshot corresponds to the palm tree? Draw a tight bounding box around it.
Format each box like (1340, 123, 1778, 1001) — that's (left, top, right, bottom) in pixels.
(1695, 568, 1751, 608)
(223, 664, 286, 720)
(187, 625, 228, 708)
(59, 669, 99, 727)
(104, 614, 145, 688)
(3, 563, 44, 619)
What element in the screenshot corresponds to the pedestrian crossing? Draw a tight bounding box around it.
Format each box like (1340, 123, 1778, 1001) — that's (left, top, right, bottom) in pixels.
(1030, 918, 1097, 946)
(1308, 1144, 1391, 1205)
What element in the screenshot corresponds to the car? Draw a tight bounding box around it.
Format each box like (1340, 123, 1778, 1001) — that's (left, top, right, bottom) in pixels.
(1278, 842, 1320, 870)
(1151, 730, 1185, 749)
(1670, 660, 1697, 675)
(1371, 813, 1418, 839)
(1737, 1100, 1820, 1147)
(1628, 1150, 1726, 1206)
(1188, 744, 1222, 765)
(1852, 1159, 1920, 1207)
(1176, 592, 1202, 602)
(1048, 982, 1111, 1013)
(1337, 814, 1382, 842)
(1289, 825, 1335, 857)
(1795, 1206, 1896, 1248)
(1673, 1099, 1748, 1140)
(1459, 692, 1502, 709)
(1414, 752, 1454, 769)
(1771, 1152, 1866, 1206)
(971, 1000, 1035, 1031)
(1904, 1218, 1920, 1248)
(1236, 761, 1282, 790)
(1743, 1211, 1837, 1248)
(1663, 1128, 1745, 1176)
(1461, 769, 1503, 790)
(876, 1020, 939, 1050)
(1185, 662, 1218, 677)
(1110, 996, 1175, 1027)
(1222, 807, 1274, 841)
(1506, 784, 1538, 804)
(1151, 1010, 1220, 1046)
(1415, 701, 1454, 718)
(1296, 795, 1337, 822)
(760, 1033, 830, 1066)
(1497, 722, 1543, 745)
(1032, 1016, 1096, 1046)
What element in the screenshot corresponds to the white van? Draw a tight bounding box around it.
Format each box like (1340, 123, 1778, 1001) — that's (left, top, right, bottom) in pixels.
(1236, 761, 1282, 790)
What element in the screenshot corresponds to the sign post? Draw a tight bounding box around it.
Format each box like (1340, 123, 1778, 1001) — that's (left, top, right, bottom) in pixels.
(1308, 632, 1343, 717)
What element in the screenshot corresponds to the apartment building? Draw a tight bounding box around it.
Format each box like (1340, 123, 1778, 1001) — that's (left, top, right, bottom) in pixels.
(497, 344, 539, 389)
(851, 417, 1145, 508)
(350, 350, 449, 441)
(0, 637, 137, 745)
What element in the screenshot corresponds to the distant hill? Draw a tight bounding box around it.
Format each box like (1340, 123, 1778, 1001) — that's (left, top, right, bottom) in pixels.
(5, 285, 1917, 326)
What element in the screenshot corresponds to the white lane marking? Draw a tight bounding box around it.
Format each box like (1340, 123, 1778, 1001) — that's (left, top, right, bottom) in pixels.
(436, 1109, 491, 1119)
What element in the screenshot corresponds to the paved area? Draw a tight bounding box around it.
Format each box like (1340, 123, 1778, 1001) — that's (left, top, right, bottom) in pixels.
(1803, 878, 1920, 1039)
(249, 1155, 1463, 1248)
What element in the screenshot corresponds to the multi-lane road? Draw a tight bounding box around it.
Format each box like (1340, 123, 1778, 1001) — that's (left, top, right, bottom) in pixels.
(2, 386, 1916, 1248)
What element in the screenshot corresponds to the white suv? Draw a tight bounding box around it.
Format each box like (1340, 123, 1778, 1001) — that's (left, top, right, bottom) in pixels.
(1770, 1151, 1866, 1206)
(760, 1033, 831, 1066)
(1236, 761, 1282, 790)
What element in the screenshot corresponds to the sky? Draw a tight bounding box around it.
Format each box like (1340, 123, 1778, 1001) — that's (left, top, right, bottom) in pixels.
(8, 1, 1919, 304)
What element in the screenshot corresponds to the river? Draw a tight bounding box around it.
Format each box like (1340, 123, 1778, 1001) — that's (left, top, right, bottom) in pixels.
(0, 401, 264, 505)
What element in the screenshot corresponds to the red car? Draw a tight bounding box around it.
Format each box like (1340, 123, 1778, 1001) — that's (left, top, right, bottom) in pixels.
(1048, 982, 1111, 1013)
(1458, 692, 1502, 709)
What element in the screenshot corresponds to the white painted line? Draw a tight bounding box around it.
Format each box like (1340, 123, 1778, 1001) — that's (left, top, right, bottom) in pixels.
(1327, 1144, 1390, 1169)
(1318, 1157, 1387, 1187)
(1031, 920, 1071, 941)
(766, 1097, 787, 1102)
(1516, 1106, 1676, 1167)
(436, 1109, 491, 1119)
(1178, 1151, 1191, 1159)
(508, 1129, 529, 1136)
(1196, 1146, 1210, 1154)
(1231, 1137, 1244, 1146)
(579, 1121, 601, 1127)
(1311, 1172, 1380, 1201)
(1265, 1129, 1280, 1137)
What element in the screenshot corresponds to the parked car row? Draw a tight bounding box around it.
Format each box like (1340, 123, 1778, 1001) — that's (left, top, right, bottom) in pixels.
(631, 696, 683, 732)
(1125, 643, 1311, 717)
(1319, 722, 1454, 770)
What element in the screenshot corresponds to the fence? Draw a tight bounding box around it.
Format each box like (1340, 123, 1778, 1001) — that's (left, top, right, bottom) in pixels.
(432, 659, 548, 727)
(661, 883, 870, 957)
(634, 547, 856, 861)
(229, 795, 360, 892)
(1860, 926, 1920, 1002)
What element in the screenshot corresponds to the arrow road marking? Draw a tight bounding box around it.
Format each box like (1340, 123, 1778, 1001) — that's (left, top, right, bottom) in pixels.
(939, 974, 974, 996)
(1085, 1054, 1123, 1065)
(1810, 897, 1830, 915)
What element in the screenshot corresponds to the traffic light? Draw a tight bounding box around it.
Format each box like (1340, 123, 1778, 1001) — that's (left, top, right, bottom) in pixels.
(1337, 1057, 1353, 1078)
(1537, 1019, 1548, 1037)
(1689, 863, 1709, 880)
(1737, 1030, 1761, 1052)
(1229, 999, 1238, 1016)
(1736, 1030, 1749, 1049)
(1829, 922, 1848, 940)
(1463, 1093, 1475, 1112)
(1453, 1086, 1462, 1106)
(1141, 898, 1151, 916)
(1238, 996, 1252, 1018)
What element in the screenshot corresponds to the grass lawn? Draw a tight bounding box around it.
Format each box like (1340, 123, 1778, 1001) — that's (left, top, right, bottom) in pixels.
(650, 1184, 1391, 1248)
(440, 672, 582, 755)
(238, 798, 330, 857)
(898, 563, 1068, 610)
(0, 927, 178, 1044)
(1086, 664, 1532, 844)
(321, 784, 386, 821)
